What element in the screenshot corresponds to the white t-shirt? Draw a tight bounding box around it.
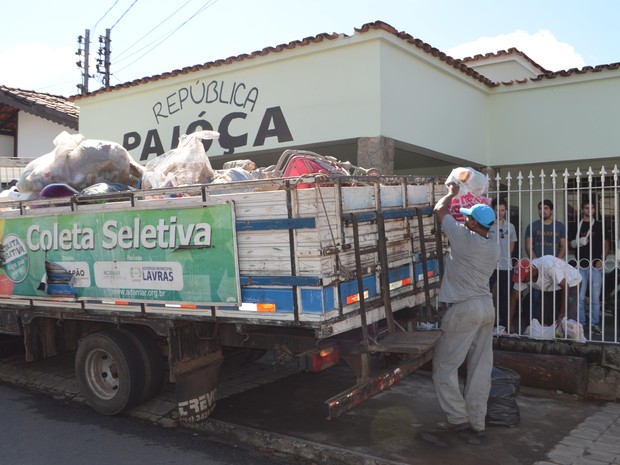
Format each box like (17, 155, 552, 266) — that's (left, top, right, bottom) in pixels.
(488, 220, 517, 270)
(513, 255, 581, 292)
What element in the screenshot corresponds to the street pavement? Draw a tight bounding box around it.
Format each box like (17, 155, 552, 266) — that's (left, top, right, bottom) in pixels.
(0, 346, 619, 465)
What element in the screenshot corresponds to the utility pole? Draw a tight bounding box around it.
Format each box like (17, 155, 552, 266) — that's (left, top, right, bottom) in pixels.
(76, 29, 91, 95)
(97, 28, 112, 88)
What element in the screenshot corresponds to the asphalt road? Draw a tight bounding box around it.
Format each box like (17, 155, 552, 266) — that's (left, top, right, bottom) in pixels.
(0, 383, 300, 465)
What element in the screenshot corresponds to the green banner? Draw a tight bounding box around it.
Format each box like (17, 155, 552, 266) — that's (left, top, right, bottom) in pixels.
(0, 202, 240, 305)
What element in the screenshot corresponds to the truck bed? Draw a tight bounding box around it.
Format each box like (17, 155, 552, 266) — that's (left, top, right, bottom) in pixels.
(0, 175, 440, 338)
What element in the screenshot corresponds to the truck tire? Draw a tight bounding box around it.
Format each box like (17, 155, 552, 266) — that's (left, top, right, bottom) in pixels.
(75, 330, 146, 416)
(119, 327, 166, 402)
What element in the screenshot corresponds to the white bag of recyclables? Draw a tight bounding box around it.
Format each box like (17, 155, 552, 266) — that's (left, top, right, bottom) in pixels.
(445, 167, 488, 196)
(0, 185, 37, 202)
(523, 318, 556, 340)
(445, 167, 491, 222)
(557, 318, 586, 343)
(141, 130, 219, 189)
(17, 131, 145, 194)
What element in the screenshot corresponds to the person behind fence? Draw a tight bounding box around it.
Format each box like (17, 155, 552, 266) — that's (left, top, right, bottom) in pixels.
(509, 257, 581, 333)
(525, 200, 566, 259)
(488, 198, 517, 330)
(432, 182, 500, 439)
(569, 201, 609, 336)
(524, 200, 567, 326)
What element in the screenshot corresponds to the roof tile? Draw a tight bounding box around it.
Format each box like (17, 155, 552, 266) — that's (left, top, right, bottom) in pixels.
(73, 21, 620, 97)
(0, 85, 78, 132)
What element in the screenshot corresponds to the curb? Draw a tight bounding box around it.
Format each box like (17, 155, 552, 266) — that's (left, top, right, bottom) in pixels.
(190, 417, 409, 465)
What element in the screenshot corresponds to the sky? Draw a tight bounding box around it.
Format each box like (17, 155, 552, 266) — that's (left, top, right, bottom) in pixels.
(1, 0, 620, 97)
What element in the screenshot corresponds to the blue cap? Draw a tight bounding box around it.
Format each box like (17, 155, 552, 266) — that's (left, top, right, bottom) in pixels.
(459, 204, 496, 228)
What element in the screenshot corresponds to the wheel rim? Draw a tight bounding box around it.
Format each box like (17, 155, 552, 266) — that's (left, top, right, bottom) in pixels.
(83, 348, 120, 400)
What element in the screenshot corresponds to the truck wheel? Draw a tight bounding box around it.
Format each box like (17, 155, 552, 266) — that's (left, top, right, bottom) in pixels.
(119, 327, 166, 402)
(75, 330, 146, 415)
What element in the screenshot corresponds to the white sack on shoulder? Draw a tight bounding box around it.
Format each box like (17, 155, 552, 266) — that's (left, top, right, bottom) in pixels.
(445, 167, 488, 196)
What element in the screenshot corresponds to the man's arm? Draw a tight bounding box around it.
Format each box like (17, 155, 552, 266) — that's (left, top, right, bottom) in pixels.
(525, 237, 535, 258)
(557, 278, 568, 325)
(557, 237, 566, 259)
(433, 183, 459, 225)
(509, 288, 521, 334)
(596, 237, 611, 270)
(602, 221, 610, 265)
(604, 238, 611, 261)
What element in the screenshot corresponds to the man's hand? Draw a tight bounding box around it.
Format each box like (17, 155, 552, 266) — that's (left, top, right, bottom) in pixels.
(446, 182, 460, 197)
(434, 183, 460, 224)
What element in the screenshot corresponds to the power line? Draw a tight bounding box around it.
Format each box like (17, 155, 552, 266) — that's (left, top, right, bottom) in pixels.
(114, 0, 194, 62)
(113, 0, 218, 74)
(111, 0, 139, 30)
(92, 0, 121, 31)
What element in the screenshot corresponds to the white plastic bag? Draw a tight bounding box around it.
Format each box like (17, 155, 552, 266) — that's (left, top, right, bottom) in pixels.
(523, 318, 556, 340)
(445, 167, 491, 222)
(445, 167, 488, 196)
(17, 131, 144, 193)
(557, 317, 586, 343)
(141, 130, 219, 189)
(0, 185, 37, 202)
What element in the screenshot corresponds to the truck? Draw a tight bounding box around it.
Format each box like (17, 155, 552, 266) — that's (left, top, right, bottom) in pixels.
(0, 165, 443, 422)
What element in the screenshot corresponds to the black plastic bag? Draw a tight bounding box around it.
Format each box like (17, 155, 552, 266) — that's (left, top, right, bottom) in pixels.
(486, 365, 520, 427)
(80, 182, 133, 196)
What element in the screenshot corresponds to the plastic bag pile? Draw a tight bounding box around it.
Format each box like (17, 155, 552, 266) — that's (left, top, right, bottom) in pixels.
(7, 128, 371, 201)
(16, 132, 144, 197)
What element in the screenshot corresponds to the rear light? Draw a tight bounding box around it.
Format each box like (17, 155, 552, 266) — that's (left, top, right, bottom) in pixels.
(304, 346, 340, 372)
(239, 302, 276, 312)
(346, 290, 369, 305)
(257, 303, 276, 312)
(389, 277, 412, 291)
(416, 271, 435, 281)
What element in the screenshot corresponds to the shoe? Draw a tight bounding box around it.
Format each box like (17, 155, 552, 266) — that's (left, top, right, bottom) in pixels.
(436, 421, 470, 432)
(460, 428, 486, 445)
(592, 325, 602, 335)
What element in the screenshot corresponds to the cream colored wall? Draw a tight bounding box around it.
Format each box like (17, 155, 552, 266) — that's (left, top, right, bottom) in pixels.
(488, 75, 620, 167)
(0, 135, 12, 157)
(379, 38, 489, 166)
(17, 112, 74, 157)
(77, 37, 383, 164)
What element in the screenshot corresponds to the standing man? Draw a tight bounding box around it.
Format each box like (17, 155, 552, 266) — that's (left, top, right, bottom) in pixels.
(570, 201, 609, 335)
(525, 199, 566, 259)
(488, 198, 517, 330)
(524, 200, 567, 321)
(432, 183, 500, 439)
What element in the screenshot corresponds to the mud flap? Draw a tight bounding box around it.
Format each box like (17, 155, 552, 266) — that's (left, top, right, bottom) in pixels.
(176, 353, 223, 423)
(169, 322, 223, 423)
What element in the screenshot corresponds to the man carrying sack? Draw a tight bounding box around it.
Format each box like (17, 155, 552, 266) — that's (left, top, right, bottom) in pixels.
(431, 182, 500, 442)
